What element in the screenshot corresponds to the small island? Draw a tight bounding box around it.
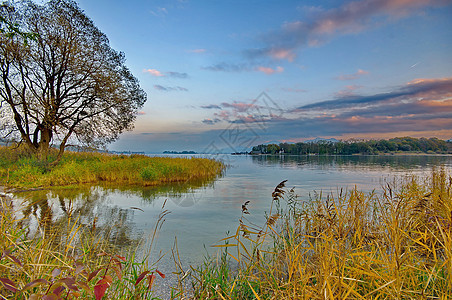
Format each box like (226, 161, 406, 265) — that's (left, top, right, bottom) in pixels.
(163, 150, 197, 154)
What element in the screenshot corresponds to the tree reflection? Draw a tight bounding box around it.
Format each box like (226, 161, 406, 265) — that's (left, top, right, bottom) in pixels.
(15, 176, 218, 249)
(17, 186, 136, 249)
(251, 155, 452, 171)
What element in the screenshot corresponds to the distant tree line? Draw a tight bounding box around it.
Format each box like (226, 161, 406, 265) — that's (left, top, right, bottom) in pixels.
(251, 137, 452, 155)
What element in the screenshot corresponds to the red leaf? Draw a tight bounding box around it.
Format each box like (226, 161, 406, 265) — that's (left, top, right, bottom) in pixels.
(52, 285, 66, 296)
(115, 260, 123, 271)
(88, 269, 101, 282)
(94, 283, 109, 300)
(1, 249, 10, 258)
(23, 279, 49, 291)
(29, 294, 40, 300)
(6, 254, 23, 266)
(42, 295, 58, 300)
(147, 274, 156, 290)
(113, 265, 122, 280)
(57, 277, 78, 291)
(155, 269, 165, 279)
(115, 255, 126, 261)
(0, 277, 18, 293)
(135, 271, 150, 286)
(103, 275, 112, 285)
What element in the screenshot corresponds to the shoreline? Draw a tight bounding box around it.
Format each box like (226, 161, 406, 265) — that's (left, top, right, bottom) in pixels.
(248, 152, 452, 156)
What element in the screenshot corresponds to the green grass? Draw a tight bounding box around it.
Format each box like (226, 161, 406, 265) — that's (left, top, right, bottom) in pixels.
(0, 146, 224, 189)
(184, 169, 452, 299)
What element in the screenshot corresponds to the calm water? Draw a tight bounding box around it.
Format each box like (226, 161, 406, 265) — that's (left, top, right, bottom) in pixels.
(15, 154, 452, 294)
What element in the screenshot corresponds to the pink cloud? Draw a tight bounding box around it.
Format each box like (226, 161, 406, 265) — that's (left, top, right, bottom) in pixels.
(250, 0, 451, 62)
(257, 66, 284, 75)
(143, 69, 164, 77)
(336, 69, 369, 80)
(214, 110, 231, 120)
(335, 85, 362, 97)
(311, 0, 447, 36)
(268, 49, 296, 62)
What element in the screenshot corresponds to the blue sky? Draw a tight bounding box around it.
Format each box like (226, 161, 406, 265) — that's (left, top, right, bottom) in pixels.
(76, 0, 452, 152)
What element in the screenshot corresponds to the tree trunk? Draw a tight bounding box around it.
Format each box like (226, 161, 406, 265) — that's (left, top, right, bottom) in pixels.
(50, 128, 73, 167)
(37, 127, 52, 161)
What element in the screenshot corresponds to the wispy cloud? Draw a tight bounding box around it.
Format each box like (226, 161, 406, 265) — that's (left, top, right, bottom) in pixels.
(248, 0, 451, 61)
(247, 76, 452, 139)
(144, 69, 189, 78)
(256, 66, 284, 75)
(166, 71, 189, 78)
(335, 69, 369, 80)
(335, 85, 362, 97)
(200, 104, 222, 109)
(203, 62, 285, 74)
(202, 62, 251, 72)
(296, 77, 452, 111)
(154, 85, 188, 92)
(199, 97, 284, 127)
(150, 7, 168, 17)
(202, 118, 221, 125)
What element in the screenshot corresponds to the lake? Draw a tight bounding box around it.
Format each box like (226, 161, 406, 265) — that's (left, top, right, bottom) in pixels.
(14, 154, 452, 295)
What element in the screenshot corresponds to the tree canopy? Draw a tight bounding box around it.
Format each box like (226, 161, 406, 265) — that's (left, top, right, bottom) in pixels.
(0, 0, 146, 162)
(252, 137, 451, 155)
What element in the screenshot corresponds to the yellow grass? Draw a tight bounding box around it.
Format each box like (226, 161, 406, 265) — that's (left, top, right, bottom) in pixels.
(188, 168, 452, 299)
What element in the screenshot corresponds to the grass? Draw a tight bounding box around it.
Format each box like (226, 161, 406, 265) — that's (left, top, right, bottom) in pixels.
(0, 192, 170, 299)
(0, 145, 224, 189)
(184, 168, 452, 299)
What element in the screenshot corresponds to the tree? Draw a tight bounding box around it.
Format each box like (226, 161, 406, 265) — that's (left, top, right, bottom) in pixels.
(1, 2, 35, 40)
(0, 0, 146, 163)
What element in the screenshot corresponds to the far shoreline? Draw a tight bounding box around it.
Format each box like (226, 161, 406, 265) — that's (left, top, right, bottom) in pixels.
(247, 152, 452, 157)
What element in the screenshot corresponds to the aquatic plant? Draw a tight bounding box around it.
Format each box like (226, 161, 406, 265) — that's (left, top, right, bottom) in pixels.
(186, 168, 452, 299)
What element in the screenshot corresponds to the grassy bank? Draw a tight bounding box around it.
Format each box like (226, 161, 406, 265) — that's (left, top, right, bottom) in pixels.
(0, 146, 224, 189)
(184, 169, 452, 299)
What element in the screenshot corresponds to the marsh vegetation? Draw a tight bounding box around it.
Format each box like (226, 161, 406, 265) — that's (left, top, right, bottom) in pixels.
(0, 145, 224, 189)
(185, 169, 452, 299)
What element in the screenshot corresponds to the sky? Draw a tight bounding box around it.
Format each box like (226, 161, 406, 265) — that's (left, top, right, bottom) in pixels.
(75, 0, 452, 153)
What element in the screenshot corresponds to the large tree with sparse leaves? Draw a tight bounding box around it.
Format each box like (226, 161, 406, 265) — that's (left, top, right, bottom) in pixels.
(0, 0, 146, 163)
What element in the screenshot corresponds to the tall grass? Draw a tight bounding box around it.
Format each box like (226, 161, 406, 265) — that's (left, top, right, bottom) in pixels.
(187, 169, 452, 299)
(0, 192, 169, 299)
(0, 146, 224, 189)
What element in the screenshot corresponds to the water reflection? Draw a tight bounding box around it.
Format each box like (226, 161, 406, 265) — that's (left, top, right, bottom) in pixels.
(17, 186, 136, 248)
(251, 154, 452, 171)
